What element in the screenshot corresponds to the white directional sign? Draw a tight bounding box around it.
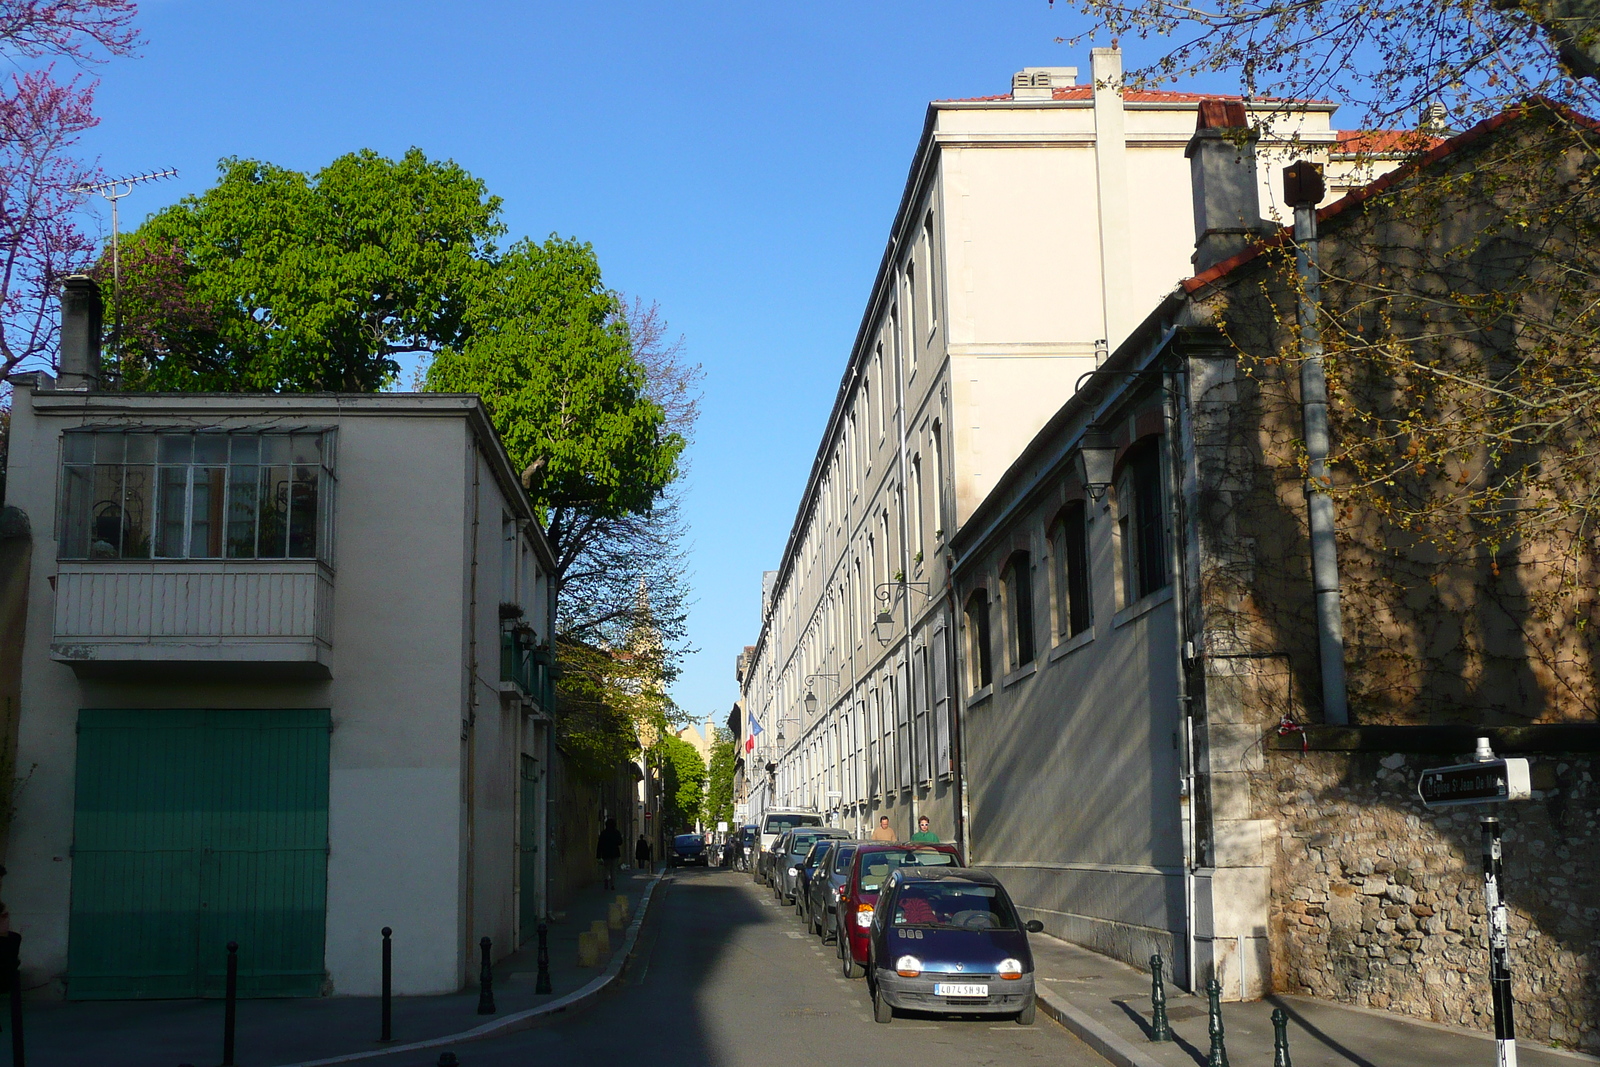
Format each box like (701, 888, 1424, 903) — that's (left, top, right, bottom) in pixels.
(1417, 757, 1531, 808)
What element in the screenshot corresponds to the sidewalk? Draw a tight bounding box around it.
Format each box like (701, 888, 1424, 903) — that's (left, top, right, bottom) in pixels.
(18, 866, 661, 1067)
(1030, 934, 1599, 1067)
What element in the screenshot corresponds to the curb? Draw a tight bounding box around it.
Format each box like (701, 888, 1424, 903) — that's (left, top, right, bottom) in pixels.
(275, 871, 668, 1067)
(1035, 988, 1166, 1067)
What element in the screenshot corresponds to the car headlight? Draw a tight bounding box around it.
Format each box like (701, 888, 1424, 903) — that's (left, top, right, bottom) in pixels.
(997, 958, 1025, 979)
(895, 955, 923, 977)
(788, 866, 798, 876)
(856, 904, 874, 928)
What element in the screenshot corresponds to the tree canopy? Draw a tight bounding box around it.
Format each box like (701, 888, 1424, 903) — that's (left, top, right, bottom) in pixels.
(705, 727, 736, 828)
(110, 148, 502, 391)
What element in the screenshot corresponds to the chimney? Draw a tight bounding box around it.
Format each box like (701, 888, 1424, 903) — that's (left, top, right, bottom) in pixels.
(1011, 66, 1077, 100)
(1186, 100, 1263, 272)
(58, 274, 103, 390)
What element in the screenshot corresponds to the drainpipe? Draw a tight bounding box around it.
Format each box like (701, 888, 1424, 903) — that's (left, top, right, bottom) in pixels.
(894, 300, 918, 832)
(1285, 163, 1350, 725)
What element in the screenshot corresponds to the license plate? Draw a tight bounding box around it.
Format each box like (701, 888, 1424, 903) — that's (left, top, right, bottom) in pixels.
(934, 983, 989, 997)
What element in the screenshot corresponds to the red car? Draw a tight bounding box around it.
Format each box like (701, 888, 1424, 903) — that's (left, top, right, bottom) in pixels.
(835, 842, 962, 977)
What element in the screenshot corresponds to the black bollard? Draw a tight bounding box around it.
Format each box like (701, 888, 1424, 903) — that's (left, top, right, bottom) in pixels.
(476, 936, 496, 1014)
(5, 932, 23, 1067)
(222, 941, 239, 1067)
(535, 923, 552, 994)
(1149, 954, 1172, 1041)
(380, 927, 393, 1042)
(1205, 977, 1229, 1067)
(1272, 1006, 1293, 1067)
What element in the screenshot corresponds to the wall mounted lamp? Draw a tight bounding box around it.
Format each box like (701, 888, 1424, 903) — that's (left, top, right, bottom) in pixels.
(1075, 427, 1119, 502)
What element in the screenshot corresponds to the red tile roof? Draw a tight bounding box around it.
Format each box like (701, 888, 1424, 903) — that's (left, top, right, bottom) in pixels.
(1181, 98, 1592, 295)
(1333, 129, 1444, 156)
(937, 87, 1323, 104)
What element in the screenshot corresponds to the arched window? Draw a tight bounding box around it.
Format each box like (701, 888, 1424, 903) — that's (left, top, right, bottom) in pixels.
(1116, 438, 1170, 604)
(965, 589, 993, 691)
(1004, 552, 1035, 668)
(1050, 501, 1092, 637)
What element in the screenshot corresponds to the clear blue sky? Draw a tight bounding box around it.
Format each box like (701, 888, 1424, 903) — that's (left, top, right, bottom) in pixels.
(71, 1, 1241, 728)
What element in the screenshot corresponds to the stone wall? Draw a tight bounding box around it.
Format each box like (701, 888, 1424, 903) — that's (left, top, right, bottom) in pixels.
(1264, 748, 1600, 1053)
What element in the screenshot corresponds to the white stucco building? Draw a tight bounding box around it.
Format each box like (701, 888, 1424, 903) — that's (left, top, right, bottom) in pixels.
(735, 51, 1354, 845)
(2, 320, 556, 998)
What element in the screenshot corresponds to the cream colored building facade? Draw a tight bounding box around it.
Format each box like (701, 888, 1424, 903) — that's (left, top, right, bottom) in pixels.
(737, 51, 1348, 845)
(3, 373, 556, 999)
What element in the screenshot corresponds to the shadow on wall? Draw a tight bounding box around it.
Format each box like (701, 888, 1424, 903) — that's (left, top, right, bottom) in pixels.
(0, 507, 30, 858)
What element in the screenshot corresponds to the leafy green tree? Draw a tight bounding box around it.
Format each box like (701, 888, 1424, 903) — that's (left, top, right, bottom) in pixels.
(109, 148, 502, 391)
(705, 727, 736, 827)
(425, 238, 685, 575)
(657, 732, 706, 832)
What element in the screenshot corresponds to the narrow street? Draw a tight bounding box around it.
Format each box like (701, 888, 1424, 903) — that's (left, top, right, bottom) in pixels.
(407, 868, 1108, 1067)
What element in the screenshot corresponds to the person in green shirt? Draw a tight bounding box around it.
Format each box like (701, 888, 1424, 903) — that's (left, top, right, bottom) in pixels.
(910, 815, 939, 843)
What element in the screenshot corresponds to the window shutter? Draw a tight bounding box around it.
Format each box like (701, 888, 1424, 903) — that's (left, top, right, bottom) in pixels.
(933, 618, 952, 775)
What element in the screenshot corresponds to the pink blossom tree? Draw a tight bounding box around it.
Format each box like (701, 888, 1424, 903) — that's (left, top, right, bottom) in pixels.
(0, 1, 139, 380)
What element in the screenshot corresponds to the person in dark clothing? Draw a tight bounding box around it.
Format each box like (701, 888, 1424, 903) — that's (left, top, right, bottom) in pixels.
(597, 818, 624, 889)
(635, 834, 653, 871)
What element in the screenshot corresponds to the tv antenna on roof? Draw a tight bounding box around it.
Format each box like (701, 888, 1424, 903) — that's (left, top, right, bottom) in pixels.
(73, 169, 178, 358)
(74, 169, 179, 295)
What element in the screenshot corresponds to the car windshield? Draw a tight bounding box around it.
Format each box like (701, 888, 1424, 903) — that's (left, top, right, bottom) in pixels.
(674, 835, 700, 847)
(764, 813, 822, 834)
(892, 883, 1016, 930)
(858, 849, 955, 892)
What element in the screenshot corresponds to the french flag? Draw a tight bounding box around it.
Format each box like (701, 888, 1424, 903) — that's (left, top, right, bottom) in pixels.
(746, 714, 763, 753)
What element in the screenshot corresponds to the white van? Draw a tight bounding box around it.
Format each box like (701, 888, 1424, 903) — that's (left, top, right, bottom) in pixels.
(758, 808, 823, 856)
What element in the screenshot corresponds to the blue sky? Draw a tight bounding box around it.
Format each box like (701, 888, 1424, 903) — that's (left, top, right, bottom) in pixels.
(68, 1, 1243, 728)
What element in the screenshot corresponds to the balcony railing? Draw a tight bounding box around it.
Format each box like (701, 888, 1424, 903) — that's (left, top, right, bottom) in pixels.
(52, 560, 332, 675)
(500, 631, 551, 709)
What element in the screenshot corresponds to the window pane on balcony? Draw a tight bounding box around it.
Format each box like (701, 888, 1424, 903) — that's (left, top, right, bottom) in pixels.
(290, 435, 320, 466)
(156, 467, 189, 558)
(60, 465, 92, 557)
(288, 468, 318, 558)
(122, 465, 154, 559)
(227, 466, 259, 558)
(261, 436, 291, 465)
(158, 434, 191, 465)
(194, 435, 227, 465)
(189, 467, 226, 558)
(230, 436, 259, 463)
(258, 466, 290, 559)
(90, 465, 127, 558)
(63, 432, 93, 464)
(125, 434, 155, 464)
(93, 433, 124, 465)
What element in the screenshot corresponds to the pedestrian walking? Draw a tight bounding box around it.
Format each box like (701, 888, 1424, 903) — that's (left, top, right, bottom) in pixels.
(635, 834, 653, 872)
(597, 818, 624, 889)
(871, 815, 896, 841)
(910, 815, 939, 843)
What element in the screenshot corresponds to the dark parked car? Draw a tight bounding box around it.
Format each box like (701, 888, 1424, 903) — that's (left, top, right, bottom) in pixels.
(805, 840, 858, 940)
(670, 832, 707, 866)
(775, 828, 849, 905)
(865, 867, 1044, 1025)
(837, 842, 961, 978)
(793, 839, 836, 919)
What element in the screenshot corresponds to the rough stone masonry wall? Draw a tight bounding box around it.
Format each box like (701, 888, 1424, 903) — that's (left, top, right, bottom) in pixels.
(1264, 748, 1600, 1053)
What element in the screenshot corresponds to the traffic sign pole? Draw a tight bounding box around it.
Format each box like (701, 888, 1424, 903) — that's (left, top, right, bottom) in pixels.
(1481, 816, 1517, 1067)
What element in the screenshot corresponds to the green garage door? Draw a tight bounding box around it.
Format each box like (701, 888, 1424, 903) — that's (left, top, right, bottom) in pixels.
(69, 709, 330, 999)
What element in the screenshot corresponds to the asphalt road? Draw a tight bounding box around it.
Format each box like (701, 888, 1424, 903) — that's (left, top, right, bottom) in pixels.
(384, 866, 1110, 1067)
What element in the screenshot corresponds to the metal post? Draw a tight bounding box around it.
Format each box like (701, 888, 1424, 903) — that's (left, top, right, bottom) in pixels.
(476, 936, 496, 1014)
(1272, 1006, 1293, 1067)
(380, 927, 392, 1042)
(535, 922, 552, 994)
(221, 941, 238, 1067)
(1149, 954, 1172, 1041)
(1482, 816, 1518, 1067)
(1205, 977, 1229, 1067)
(5, 932, 22, 1067)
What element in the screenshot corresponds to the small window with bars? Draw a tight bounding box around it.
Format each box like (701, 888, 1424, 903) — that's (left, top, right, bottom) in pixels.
(58, 430, 334, 562)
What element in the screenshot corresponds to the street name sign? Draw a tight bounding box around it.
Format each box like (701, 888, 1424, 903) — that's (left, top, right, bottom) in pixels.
(1417, 758, 1531, 809)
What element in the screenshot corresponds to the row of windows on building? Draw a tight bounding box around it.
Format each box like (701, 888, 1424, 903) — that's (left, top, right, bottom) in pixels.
(963, 437, 1170, 692)
(58, 430, 333, 562)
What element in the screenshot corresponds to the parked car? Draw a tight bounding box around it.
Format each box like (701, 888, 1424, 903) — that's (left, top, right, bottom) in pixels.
(836, 842, 961, 978)
(669, 832, 708, 867)
(864, 867, 1044, 1025)
(760, 829, 792, 888)
(776, 828, 850, 905)
(793, 839, 836, 919)
(806, 840, 859, 941)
